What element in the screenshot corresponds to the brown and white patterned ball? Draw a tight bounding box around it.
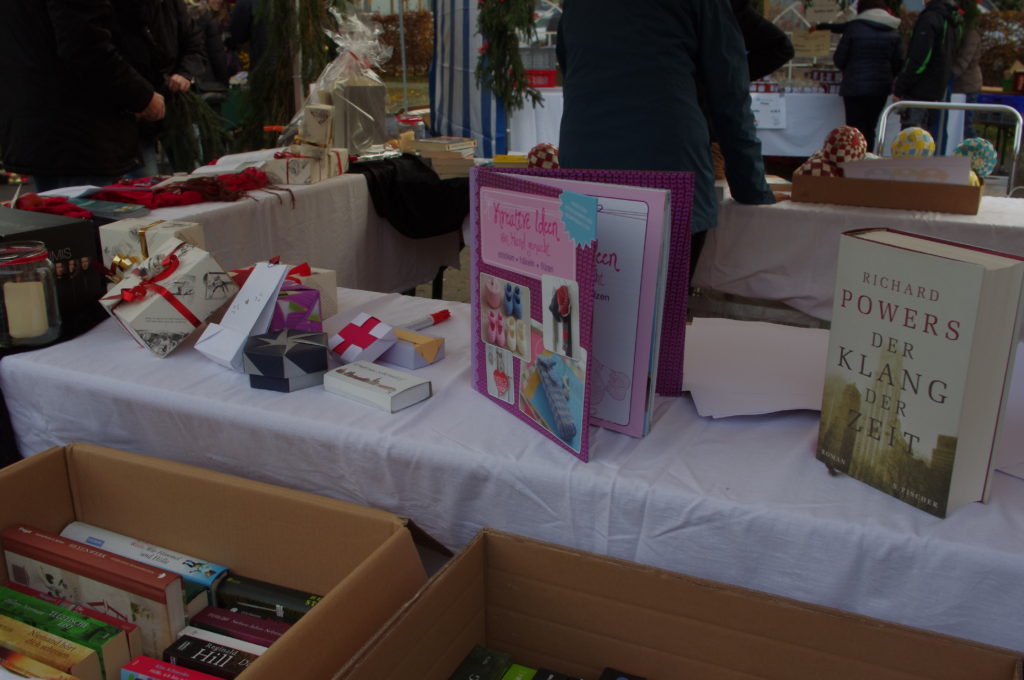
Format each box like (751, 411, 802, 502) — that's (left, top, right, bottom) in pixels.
(527, 143, 559, 169)
(822, 125, 867, 164)
(793, 150, 841, 177)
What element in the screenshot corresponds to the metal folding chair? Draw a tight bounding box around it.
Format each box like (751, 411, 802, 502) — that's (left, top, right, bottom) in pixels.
(875, 100, 1023, 196)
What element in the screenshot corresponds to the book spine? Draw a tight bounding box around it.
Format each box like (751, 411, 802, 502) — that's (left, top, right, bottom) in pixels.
(212, 575, 321, 624)
(0, 612, 100, 680)
(0, 643, 79, 680)
(60, 522, 228, 591)
(121, 655, 224, 680)
(162, 635, 259, 679)
(176, 625, 268, 656)
(2, 525, 179, 603)
(4, 581, 143, 659)
(3, 525, 185, 660)
(189, 606, 291, 647)
(0, 585, 124, 680)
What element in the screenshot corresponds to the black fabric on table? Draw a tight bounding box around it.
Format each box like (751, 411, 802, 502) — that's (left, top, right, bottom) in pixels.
(348, 154, 469, 240)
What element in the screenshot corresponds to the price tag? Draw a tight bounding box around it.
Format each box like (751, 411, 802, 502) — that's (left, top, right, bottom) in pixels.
(750, 93, 786, 130)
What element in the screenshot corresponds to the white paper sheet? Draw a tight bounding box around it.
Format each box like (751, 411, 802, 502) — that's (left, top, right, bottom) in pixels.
(682, 317, 829, 418)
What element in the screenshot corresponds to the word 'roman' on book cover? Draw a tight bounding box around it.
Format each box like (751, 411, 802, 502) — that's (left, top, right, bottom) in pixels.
(817, 228, 1024, 517)
(0, 584, 130, 680)
(1, 524, 186, 659)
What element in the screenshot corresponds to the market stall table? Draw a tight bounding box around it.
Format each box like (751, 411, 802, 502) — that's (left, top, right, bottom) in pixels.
(2, 289, 1023, 653)
(693, 195, 1024, 321)
(149, 173, 462, 294)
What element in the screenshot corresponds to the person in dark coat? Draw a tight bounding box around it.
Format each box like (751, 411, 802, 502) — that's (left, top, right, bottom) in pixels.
(833, 0, 903, 152)
(556, 0, 775, 273)
(0, 1, 164, 191)
(893, 0, 962, 137)
(732, 0, 795, 82)
(226, 0, 269, 69)
(113, 0, 208, 177)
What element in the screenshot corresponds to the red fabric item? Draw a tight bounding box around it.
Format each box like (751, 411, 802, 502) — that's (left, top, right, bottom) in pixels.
(6, 193, 92, 220)
(91, 169, 273, 209)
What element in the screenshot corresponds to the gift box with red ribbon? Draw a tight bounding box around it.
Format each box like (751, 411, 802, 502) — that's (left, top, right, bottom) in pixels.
(98, 218, 206, 277)
(328, 312, 396, 364)
(100, 239, 238, 357)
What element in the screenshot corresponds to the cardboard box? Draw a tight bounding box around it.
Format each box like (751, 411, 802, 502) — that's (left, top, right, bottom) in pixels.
(792, 174, 983, 215)
(338, 529, 1023, 680)
(243, 329, 328, 392)
(0, 443, 428, 680)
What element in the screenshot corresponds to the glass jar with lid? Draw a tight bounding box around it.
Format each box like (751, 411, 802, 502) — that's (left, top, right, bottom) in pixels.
(0, 241, 61, 348)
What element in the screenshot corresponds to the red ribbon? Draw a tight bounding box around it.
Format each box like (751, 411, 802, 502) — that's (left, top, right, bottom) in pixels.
(1, 250, 48, 267)
(284, 262, 312, 284)
(332, 316, 382, 356)
(104, 245, 202, 327)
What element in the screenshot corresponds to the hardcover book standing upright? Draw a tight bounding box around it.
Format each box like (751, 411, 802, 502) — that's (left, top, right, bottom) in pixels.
(494, 167, 694, 398)
(470, 169, 598, 460)
(817, 229, 1024, 517)
(483, 168, 679, 437)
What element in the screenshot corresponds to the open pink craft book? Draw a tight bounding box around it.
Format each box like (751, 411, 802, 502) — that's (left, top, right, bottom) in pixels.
(470, 167, 684, 460)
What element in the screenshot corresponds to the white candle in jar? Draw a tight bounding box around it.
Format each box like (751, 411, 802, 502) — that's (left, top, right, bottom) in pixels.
(4, 280, 49, 338)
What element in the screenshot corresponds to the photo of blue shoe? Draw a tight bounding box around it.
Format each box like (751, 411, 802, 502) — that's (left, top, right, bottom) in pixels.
(512, 285, 522, 319)
(503, 282, 514, 316)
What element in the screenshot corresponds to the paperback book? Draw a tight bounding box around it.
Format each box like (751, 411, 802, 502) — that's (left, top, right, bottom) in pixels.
(0, 612, 101, 680)
(817, 228, 1024, 517)
(162, 634, 257, 679)
(470, 168, 598, 460)
(211, 574, 321, 624)
(2, 524, 186, 659)
(189, 605, 291, 648)
(121, 655, 223, 680)
(59, 521, 228, 607)
(323, 360, 432, 413)
(0, 643, 81, 680)
(0, 584, 130, 680)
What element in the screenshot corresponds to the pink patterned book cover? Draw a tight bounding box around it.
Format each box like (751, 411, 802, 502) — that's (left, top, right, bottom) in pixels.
(494, 167, 695, 398)
(470, 168, 597, 461)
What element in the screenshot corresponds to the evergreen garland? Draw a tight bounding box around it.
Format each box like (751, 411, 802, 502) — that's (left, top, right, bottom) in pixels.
(234, 0, 344, 151)
(475, 0, 543, 112)
(161, 91, 233, 172)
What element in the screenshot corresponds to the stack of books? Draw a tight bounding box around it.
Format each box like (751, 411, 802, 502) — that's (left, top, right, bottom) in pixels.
(413, 136, 477, 179)
(0, 522, 319, 679)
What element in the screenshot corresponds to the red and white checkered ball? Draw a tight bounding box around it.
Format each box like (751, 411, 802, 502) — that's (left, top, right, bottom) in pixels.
(793, 150, 841, 177)
(822, 125, 867, 164)
(527, 143, 559, 169)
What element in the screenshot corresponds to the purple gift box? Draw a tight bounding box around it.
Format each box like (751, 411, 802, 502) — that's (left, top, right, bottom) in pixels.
(268, 282, 323, 332)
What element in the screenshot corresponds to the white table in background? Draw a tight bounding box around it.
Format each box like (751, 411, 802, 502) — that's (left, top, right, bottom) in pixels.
(694, 195, 1024, 321)
(2, 288, 1024, 653)
(152, 174, 462, 294)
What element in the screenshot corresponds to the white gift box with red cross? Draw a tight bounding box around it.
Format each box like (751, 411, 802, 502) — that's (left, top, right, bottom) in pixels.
(328, 312, 396, 364)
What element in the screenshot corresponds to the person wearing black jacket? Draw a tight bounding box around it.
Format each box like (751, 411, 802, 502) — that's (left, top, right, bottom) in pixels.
(732, 0, 795, 82)
(893, 0, 962, 137)
(0, 1, 165, 191)
(113, 0, 208, 177)
(833, 0, 903, 152)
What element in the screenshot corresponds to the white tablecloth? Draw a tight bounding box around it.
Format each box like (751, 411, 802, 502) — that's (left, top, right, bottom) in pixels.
(3, 289, 1024, 652)
(151, 174, 462, 294)
(694, 195, 1024, 321)
(508, 87, 563, 152)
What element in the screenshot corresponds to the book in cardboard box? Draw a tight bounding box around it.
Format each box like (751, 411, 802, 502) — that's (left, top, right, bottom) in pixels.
(189, 606, 291, 648)
(0, 644, 80, 679)
(162, 633, 257, 679)
(0, 612, 101, 680)
(1, 524, 186, 660)
(59, 521, 228, 614)
(121, 655, 223, 680)
(817, 228, 1024, 517)
(100, 240, 238, 357)
(0, 583, 130, 680)
(0, 442, 428, 680)
(337, 529, 1023, 680)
